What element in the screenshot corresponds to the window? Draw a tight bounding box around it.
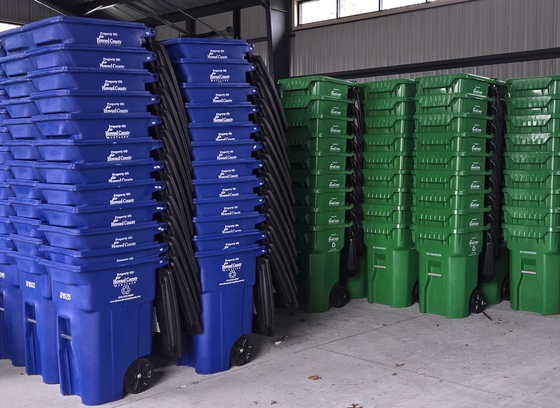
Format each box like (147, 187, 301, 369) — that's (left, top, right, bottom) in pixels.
(0, 22, 20, 33)
(297, 0, 446, 26)
(339, 0, 380, 18)
(299, 0, 337, 25)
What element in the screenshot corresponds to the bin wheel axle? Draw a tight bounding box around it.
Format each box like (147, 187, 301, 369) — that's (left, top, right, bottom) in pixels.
(412, 281, 419, 304)
(123, 357, 154, 394)
(501, 278, 510, 301)
(469, 290, 486, 315)
(230, 334, 253, 367)
(330, 284, 349, 309)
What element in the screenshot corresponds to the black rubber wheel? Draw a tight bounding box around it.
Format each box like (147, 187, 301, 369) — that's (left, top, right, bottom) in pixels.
(330, 284, 349, 308)
(230, 335, 253, 367)
(123, 357, 154, 394)
(469, 289, 487, 314)
(412, 281, 419, 304)
(501, 278, 510, 301)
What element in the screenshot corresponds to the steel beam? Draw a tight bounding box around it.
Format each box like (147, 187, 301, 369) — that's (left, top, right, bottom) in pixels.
(265, 0, 290, 81)
(321, 47, 560, 80)
(33, 0, 84, 16)
(136, 0, 263, 26)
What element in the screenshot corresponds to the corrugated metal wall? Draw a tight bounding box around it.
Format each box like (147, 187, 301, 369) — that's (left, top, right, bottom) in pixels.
(241, 6, 267, 40)
(0, 0, 58, 24)
(358, 59, 560, 82)
(292, 0, 560, 79)
(154, 6, 269, 67)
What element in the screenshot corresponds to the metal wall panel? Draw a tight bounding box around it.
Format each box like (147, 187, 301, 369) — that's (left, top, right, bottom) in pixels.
(195, 11, 233, 36)
(0, 0, 58, 24)
(241, 6, 267, 40)
(357, 59, 560, 83)
(292, 0, 560, 77)
(155, 22, 187, 41)
(253, 41, 269, 67)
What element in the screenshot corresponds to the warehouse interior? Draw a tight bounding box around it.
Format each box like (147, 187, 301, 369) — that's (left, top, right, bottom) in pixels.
(1, 0, 560, 407)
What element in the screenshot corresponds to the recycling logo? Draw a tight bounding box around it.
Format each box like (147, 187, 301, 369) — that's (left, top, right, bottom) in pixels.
(121, 284, 131, 295)
(228, 271, 237, 279)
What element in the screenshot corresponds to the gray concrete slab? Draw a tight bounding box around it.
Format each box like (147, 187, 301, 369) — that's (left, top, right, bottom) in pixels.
(1, 298, 559, 407)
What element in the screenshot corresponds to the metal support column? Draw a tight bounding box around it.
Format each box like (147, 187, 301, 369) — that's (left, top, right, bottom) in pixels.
(233, 8, 241, 39)
(265, 0, 291, 81)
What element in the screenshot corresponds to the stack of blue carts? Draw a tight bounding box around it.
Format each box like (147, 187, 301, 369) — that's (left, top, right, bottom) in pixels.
(0, 54, 26, 369)
(164, 37, 266, 374)
(0, 16, 167, 405)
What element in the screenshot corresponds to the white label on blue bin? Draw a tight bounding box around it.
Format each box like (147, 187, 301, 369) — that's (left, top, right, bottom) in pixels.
(105, 124, 130, 139)
(110, 193, 134, 206)
(60, 292, 71, 301)
(217, 150, 237, 160)
(110, 270, 141, 304)
(97, 32, 123, 46)
(219, 169, 238, 179)
(104, 102, 129, 114)
(107, 149, 132, 162)
(112, 236, 137, 249)
(109, 172, 133, 183)
(222, 223, 242, 234)
(100, 57, 125, 69)
(102, 80, 127, 92)
(210, 69, 231, 82)
(219, 188, 239, 198)
(213, 112, 233, 123)
(221, 205, 241, 216)
(111, 213, 136, 227)
(219, 257, 244, 286)
(116, 256, 135, 263)
(0, 272, 4, 279)
(223, 241, 240, 250)
(213, 93, 233, 103)
(25, 280, 36, 289)
(208, 49, 228, 60)
(216, 132, 234, 141)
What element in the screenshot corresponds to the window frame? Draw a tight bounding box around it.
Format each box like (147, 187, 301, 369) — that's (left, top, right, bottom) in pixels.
(294, 0, 476, 30)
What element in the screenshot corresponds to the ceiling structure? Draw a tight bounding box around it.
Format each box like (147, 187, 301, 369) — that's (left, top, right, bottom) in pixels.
(32, 0, 291, 79)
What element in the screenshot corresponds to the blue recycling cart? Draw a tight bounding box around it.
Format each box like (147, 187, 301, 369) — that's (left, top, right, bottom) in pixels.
(0, 261, 25, 367)
(177, 245, 264, 374)
(41, 256, 166, 406)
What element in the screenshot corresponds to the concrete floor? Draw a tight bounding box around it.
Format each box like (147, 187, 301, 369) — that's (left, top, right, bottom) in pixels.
(2, 299, 560, 408)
